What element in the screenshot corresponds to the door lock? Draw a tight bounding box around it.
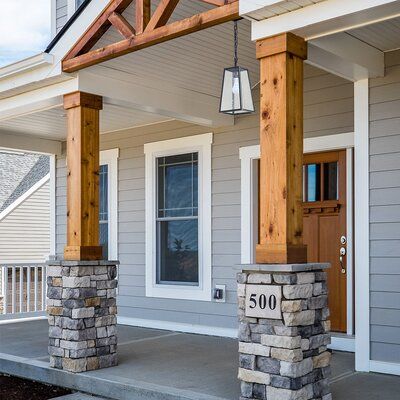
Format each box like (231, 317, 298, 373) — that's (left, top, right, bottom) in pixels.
(340, 247, 346, 256)
(340, 236, 347, 245)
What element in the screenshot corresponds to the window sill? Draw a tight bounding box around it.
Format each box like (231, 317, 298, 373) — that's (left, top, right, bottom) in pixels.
(146, 284, 212, 302)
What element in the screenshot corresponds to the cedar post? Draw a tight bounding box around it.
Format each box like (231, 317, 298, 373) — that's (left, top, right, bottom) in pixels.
(256, 33, 308, 264)
(63, 91, 103, 261)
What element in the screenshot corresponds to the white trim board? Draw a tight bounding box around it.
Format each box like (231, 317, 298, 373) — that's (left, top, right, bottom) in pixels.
(354, 79, 370, 372)
(118, 316, 238, 339)
(370, 361, 400, 377)
(100, 148, 119, 261)
(329, 336, 355, 353)
(144, 133, 213, 302)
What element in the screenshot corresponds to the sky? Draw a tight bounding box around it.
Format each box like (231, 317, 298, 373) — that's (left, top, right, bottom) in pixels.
(0, 0, 51, 67)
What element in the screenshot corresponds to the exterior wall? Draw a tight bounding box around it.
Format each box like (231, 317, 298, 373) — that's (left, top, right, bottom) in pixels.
(55, 68, 353, 331)
(0, 181, 50, 263)
(55, 0, 68, 34)
(369, 49, 400, 364)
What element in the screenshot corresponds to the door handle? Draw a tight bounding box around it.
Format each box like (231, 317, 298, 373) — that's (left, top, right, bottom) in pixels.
(340, 255, 346, 274)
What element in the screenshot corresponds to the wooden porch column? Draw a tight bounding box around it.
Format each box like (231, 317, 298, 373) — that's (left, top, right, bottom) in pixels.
(63, 91, 103, 261)
(256, 33, 308, 264)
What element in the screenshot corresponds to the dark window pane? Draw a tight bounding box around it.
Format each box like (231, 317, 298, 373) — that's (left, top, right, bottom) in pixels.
(304, 164, 321, 202)
(100, 222, 108, 259)
(157, 153, 198, 218)
(324, 162, 338, 200)
(157, 220, 198, 284)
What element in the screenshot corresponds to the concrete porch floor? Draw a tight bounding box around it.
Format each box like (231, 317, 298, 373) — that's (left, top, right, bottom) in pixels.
(0, 320, 399, 400)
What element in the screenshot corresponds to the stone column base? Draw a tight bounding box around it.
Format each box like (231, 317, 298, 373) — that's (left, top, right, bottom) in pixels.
(46, 260, 118, 373)
(237, 263, 332, 400)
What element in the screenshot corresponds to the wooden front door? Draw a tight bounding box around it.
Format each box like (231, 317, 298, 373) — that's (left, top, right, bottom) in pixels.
(303, 150, 348, 332)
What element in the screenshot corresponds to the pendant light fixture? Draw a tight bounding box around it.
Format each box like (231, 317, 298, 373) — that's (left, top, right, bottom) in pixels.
(219, 21, 255, 115)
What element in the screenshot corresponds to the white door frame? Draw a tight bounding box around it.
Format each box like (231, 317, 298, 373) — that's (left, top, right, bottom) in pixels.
(240, 132, 355, 352)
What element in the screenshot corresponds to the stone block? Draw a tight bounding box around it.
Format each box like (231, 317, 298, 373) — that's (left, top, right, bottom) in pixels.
(60, 340, 88, 350)
(313, 352, 331, 368)
(308, 296, 328, 310)
(62, 358, 87, 373)
(69, 348, 97, 359)
(283, 284, 313, 300)
(296, 273, 315, 284)
(87, 357, 99, 371)
(239, 323, 252, 342)
(70, 266, 93, 277)
(280, 358, 313, 378)
(47, 306, 63, 316)
(99, 353, 118, 368)
(239, 342, 270, 357)
(238, 284, 246, 297)
(270, 375, 303, 390)
(238, 368, 270, 385)
(47, 287, 62, 300)
(49, 326, 62, 339)
(270, 348, 303, 363)
(313, 378, 330, 398)
(62, 276, 91, 288)
(281, 300, 304, 313)
(301, 339, 310, 351)
(315, 272, 327, 282)
(253, 383, 267, 400)
(250, 324, 274, 335)
(256, 356, 280, 374)
(261, 335, 301, 349)
(85, 297, 101, 307)
(283, 311, 315, 327)
(266, 386, 308, 400)
(239, 354, 256, 370)
(48, 346, 64, 357)
(240, 381, 253, 398)
(47, 266, 62, 277)
(309, 334, 331, 350)
(72, 307, 95, 319)
(273, 274, 297, 285)
(274, 326, 298, 337)
(248, 273, 271, 284)
(237, 273, 248, 284)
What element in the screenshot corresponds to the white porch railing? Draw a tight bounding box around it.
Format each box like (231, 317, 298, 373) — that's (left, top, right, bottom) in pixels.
(0, 263, 47, 316)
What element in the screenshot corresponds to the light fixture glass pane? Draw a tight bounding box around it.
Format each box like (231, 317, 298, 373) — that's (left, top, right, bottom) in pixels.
(239, 68, 255, 113)
(220, 68, 242, 114)
(157, 219, 199, 284)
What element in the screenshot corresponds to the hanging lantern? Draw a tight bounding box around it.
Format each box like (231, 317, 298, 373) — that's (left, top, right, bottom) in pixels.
(220, 21, 255, 115)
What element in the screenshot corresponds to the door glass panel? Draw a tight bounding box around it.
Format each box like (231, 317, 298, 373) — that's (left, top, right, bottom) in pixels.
(304, 164, 321, 202)
(324, 162, 338, 200)
(99, 164, 108, 259)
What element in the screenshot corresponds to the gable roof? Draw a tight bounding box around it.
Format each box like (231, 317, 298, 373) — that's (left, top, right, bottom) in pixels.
(0, 152, 50, 213)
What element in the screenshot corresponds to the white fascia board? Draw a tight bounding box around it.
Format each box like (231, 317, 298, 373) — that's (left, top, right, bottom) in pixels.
(0, 132, 62, 155)
(0, 78, 78, 122)
(251, 0, 400, 41)
(78, 67, 233, 128)
(0, 53, 54, 80)
(308, 32, 384, 81)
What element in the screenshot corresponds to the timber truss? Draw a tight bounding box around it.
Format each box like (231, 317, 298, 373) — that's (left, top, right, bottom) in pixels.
(62, 0, 239, 73)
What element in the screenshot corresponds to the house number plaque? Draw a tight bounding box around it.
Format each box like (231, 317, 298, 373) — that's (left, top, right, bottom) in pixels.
(245, 285, 282, 319)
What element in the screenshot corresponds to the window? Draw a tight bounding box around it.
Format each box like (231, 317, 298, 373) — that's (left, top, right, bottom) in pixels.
(76, 0, 85, 8)
(145, 134, 212, 301)
(99, 149, 119, 261)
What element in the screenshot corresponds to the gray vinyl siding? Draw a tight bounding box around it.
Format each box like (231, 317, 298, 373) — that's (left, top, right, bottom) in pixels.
(369, 49, 400, 364)
(0, 181, 50, 263)
(56, 0, 68, 33)
(55, 68, 353, 330)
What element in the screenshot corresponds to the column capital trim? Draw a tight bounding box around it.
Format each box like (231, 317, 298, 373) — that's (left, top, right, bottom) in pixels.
(256, 32, 307, 60)
(63, 91, 103, 110)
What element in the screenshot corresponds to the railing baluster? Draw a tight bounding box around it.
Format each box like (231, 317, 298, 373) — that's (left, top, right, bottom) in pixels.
(2, 267, 7, 314)
(26, 266, 31, 312)
(41, 265, 46, 311)
(19, 266, 24, 313)
(34, 266, 38, 312)
(11, 267, 16, 314)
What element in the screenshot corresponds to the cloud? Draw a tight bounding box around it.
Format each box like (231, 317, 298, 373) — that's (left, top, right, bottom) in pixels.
(0, 0, 51, 67)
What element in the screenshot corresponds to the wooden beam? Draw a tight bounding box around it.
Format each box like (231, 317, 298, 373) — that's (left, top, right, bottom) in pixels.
(65, 0, 134, 60)
(200, 0, 236, 6)
(256, 33, 308, 264)
(63, 2, 239, 72)
(145, 0, 180, 32)
(64, 91, 103, 261)
(136, 0, 151, 34)
(109, 12, 136, 39)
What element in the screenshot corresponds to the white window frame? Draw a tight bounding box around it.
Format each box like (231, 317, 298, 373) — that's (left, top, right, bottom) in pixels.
(144, 133, 212, 301)
(100, 148, 119, 261)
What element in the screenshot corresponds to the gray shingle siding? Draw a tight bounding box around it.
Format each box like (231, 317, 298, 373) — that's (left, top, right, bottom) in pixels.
(369, 49, 400, 364)
(56, 0, 68, 33)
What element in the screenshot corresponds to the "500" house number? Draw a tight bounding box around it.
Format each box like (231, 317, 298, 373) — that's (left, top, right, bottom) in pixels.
(245, 285, 282, 320)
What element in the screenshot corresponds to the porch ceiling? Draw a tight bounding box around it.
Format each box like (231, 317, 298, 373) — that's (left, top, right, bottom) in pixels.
(0, 104, 170, 140)
(347, 15, 400, 52)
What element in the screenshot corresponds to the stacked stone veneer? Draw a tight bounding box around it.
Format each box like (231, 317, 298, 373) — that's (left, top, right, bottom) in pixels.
(237, 266, 331, 400)
(46, 261, 118, 373)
